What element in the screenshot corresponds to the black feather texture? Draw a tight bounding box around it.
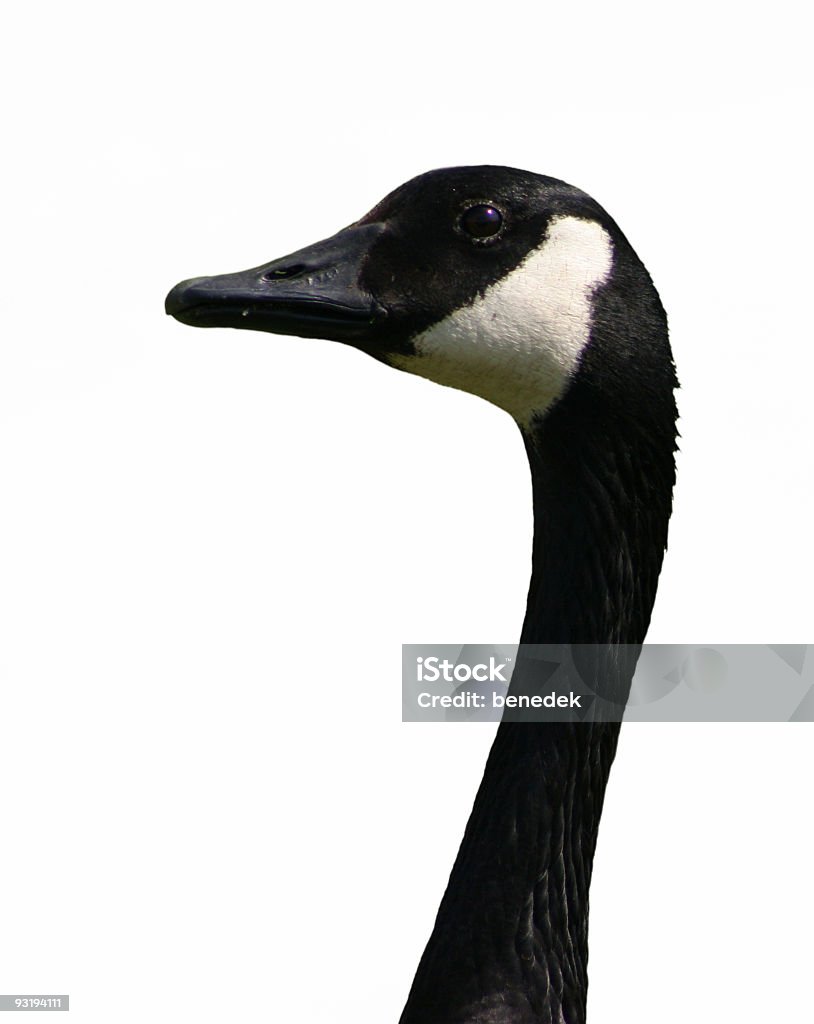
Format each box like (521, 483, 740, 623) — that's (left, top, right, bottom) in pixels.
(399, 185, 677, 1024)
(165, 165, 678, 1024)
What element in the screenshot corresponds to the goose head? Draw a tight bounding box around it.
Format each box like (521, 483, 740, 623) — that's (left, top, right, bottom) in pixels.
(165, 165, 670, 432)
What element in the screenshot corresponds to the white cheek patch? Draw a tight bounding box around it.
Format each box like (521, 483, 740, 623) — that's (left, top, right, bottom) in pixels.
(391, 216, 614, 427)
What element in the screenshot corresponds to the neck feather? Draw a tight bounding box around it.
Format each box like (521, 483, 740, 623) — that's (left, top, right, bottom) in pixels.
(521, 378, 677, 646)
(400, 373, 677, 1024)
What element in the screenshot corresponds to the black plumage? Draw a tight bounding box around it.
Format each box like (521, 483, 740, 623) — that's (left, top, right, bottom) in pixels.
(166, 166, 678, 1024)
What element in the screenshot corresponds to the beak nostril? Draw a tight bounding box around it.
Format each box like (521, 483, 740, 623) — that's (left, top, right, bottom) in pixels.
(262, 263, 307, 282)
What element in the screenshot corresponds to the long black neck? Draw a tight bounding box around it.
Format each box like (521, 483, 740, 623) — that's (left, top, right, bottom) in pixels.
(399, 266, 677, 1024)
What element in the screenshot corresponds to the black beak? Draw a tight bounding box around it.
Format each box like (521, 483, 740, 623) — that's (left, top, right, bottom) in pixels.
(165, 222, 387, 344)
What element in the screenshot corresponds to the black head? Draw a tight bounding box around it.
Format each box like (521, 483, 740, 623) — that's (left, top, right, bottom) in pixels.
(166, 166, 671, 428)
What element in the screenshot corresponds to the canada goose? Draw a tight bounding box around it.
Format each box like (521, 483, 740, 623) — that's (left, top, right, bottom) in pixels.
(166, 166, 678, 1024)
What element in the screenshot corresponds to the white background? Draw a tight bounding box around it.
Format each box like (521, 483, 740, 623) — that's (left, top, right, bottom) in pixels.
(1, 2, 812, 1022)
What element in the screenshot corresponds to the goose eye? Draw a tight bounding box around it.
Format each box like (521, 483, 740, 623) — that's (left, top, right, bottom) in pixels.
(459, 204, 503, 240)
